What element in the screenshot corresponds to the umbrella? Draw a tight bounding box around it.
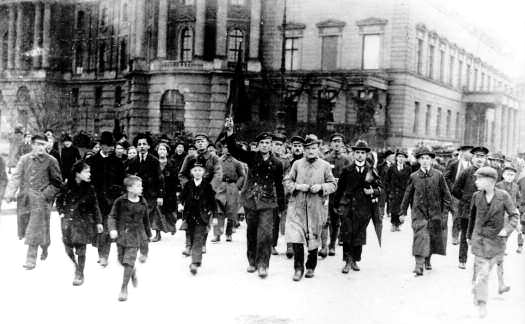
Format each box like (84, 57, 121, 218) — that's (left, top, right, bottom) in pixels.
(371, 208, 383, 247)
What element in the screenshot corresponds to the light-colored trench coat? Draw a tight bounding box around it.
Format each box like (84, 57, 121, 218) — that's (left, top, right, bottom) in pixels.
(284, 157, 337, 249)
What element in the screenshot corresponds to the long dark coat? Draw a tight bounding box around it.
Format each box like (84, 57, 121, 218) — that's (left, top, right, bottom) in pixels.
(452, 166, 478, 219)
(386, 163, 412, 216)
(180, 180, 217, 226)
(334, 163, 382, 247)
(400, 168, 452, 257)
(56, 181, 102, 245)
(126, 153, 165, 200)
(107, 195, 152, 248)
(5, 153, 63, 246)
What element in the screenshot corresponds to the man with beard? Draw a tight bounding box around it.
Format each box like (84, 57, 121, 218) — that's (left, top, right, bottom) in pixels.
(444, 145, 473, 245)
(400, 147, 452, 275)
(4, 135, 63, 269)
(126, 133, 164, 262)
(321, 133, 352, 257)
(284, 135, 336, 281)
(224, 118, 285, 278)
(271, 133, 290, 255)
(452, 146, 488, 270)
(86, 131, 126, 267)
(334, 140, 382, 273)
(178, 133, 222, 254)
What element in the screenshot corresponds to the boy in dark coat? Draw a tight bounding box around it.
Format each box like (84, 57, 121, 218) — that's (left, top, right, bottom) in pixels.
(56, 161, 103, 285)
(468, 167, 519, 318)
(400, 147, 452, 276)
(108, 175, 152, 302)
(178, 161, 217, 275)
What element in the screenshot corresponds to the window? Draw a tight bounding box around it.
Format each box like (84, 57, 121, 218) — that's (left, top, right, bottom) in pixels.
(457, 59, 463, 88)
(481, 72, 485, 91)
(446, 109, 452, 136)
(180, 28, 194, 62)
(101, 7, 108, 27)
(425, 104, 431, 135)
(122, 3, 128, 22)
(413, 102, 420, 133)
(465, 64, 471, 88)
(427, 45, 434, 78)
(114, 87, 122, 107)
(439, 49, 445, 82)
(436, 107, 442, 136)
(321, 35, 338, 70)
(77, 11, 85, 30)
(230, 0, 245, 5)
(448, 55, 454, 86)
(455, 112, 460, 138)
(75, 44, 83, 73)
(98, 43, 105, 72)
(227, 29, 244, 62)
(95, 87, 102, 107)
(487, 75, 491, 91)
(285, 37, 300, 71)
(71, 88, 79, 106)
(362, 34, 381, 69)
(473, 68, 478, 91)
(120, 39, 128, 71)
(416, 39, 424, 75)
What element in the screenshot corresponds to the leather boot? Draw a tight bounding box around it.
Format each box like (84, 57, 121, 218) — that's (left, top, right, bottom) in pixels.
(318, 247, 328, 258)
(190, 263, 198, 275)
(350, 261, 360, 271)
(151, 231, 161, 242)
(286, 244, 294, 259)
(342, 261, 352, 274)
(182, 246, 191, 256)
(424, 258, 432, 270)
(292, 269, 303, 281)
(271, 247, 279, 255)
(304, 269, 315, 278)
(258, 267, 268, 278)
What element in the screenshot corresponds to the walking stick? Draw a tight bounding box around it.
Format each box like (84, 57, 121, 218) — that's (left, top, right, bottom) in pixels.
(304, 191, 310, 250)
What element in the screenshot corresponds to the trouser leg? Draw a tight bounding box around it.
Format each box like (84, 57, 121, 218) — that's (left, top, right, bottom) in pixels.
(306, 248, 318, 270)
(496, 256, 505, 289)
(98, 233, 112, 259)
(226, 218, 234, 236)
(139, 240, 148, 257)
(341, 216, 352, 262)
(26, 245, 38, 266)
(293, 243, 304, 272)
(320, 224, 329, 249)
(272, 208, 280, 248)
(191, 225, 206, 266)
(473, 256, 497, 304)
(351, 245, 362, 262)
(246, 209, 258, 267)
(214, 212, 225, 237)
(256, 209, 274, 268)
(64, 244, 77, 265)
(459, 218, 469, 263)
(122, 265, 133, 291)
(76, 245, 86, 275)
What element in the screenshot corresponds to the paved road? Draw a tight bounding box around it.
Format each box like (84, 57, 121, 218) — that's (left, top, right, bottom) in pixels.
(0, 205, 524, 324)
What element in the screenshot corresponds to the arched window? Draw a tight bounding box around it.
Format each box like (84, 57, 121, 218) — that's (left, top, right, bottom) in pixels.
(77, 10, 85, 30)
(180, 28, 193, 62)
(160, 90, 185, 135)
(227, 29, 244, 62)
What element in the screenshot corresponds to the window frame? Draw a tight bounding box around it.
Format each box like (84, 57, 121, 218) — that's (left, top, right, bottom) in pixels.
(227, 28, 244, 63)
(361, 33, 381, 70)
(180, 27, 194, 62)
(285, 36, 301, 71)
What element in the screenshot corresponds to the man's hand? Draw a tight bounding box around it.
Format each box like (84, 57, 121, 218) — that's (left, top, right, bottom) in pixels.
(295, 184, 310, 192)
(157, 198, 164, 207)
(363, 188, 374, 195)
(96, 224, 104, 234)
(212, 218, 218, 226)
(177, 204, 184, 212)
(225, 117, 234, 136)
(109, 230, 118, 239)
(310, 184, 322, 193)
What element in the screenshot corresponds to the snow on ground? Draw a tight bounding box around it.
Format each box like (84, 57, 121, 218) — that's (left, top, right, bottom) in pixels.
(0, 203, 524, 324)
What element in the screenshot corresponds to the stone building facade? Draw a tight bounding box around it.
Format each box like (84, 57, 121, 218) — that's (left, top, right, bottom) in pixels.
(0, 0, 523, 155)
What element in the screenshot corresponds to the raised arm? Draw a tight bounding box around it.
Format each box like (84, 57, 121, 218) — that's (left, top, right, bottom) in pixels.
(225, 135, 254, 164)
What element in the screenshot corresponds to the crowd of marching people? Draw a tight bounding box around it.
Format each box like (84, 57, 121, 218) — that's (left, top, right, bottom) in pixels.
(0, 118, 524, 317)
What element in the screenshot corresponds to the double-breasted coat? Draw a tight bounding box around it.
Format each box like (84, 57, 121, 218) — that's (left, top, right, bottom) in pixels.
(334, 163, 382, 247)
(107, 195, 152, 248)
(400, 168, 452, 257)
(284, 157, 337, 249)
(5, 152, 63, 246)
(468, 189, 519, 258)
(386, 163, 412, 216)
(56, 181, 102, 245)
(180, 179, 217, 226)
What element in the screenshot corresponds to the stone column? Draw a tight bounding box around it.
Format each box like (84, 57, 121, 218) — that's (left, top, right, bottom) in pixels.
(215, 0, 227, 57)
(7, 4, 15, 69)
(15, 3, 23, 69)
(249, 0, 261, 59)
(194, 0, 206, 58)
(157, 0, 168, 58)
(508, 107, 514, 154)
(494, 105, 502, 152)
(134, 0, 146, 58)
(33, 2, 42, 69)
(42, 2, 51, 68)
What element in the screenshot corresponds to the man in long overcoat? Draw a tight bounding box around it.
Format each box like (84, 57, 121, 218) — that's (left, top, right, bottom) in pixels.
(284, 135, 336, 281)
(4, 135, 63, 269)
(452, 146, 488, 269)
(400, 147, 452, 276)
(86, 131, 125, 266)
(444, 145, 473, 245)
(386, 150, 412, 232)
(334, 140, 382, 273)
(224, 118, 285, 278)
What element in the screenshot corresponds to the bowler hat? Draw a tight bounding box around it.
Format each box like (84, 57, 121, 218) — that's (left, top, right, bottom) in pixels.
(255, 132, 273, 142)
(100, 131, 114, 146)
(351, 140, 371, 152)
(474, 166, 498, 180)
(414, 147, 435, 159)
(290, 136, 305, 144)
(384, 150, 395, 158)
(470, 146, 489, 155)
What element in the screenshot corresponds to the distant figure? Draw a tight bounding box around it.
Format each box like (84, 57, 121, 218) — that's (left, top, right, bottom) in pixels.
(7, 126, 24, 174)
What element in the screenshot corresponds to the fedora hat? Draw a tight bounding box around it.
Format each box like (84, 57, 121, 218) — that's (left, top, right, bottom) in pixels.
(351, 140, 371, 152)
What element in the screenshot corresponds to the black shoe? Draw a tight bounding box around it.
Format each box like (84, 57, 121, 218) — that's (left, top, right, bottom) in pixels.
(226, 235, 232, 242)
(414, 265, 424, 276)
(258, 267, 268, 278)
(190, 264, 198, 275)
(151, 232, 161, 242)
(182, 247, 191, 256)
(318, 247, 328, 258)
(305, 269, 315, 278)
(271, 247, 279, 255)
(286, 245, 294, 259)
(425, 260, 432, 270)
(342, 261, 352, 274)
(350, 261, 360, 271)
(40, 247, 48, 261)
(328, 248, 336, 256)
(247, 265, 257, 273)
(211, 235, 220, 243)
(23, 262, 36, 270)
(293, 270, 303, 281)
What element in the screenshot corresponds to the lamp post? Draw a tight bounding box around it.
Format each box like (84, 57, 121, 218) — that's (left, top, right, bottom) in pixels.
(275, 0, 287, 135)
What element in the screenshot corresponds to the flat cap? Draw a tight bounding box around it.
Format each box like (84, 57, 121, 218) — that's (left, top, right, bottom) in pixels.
(194, 133, 209, 141)
(255, 132, 273, 142)
(329, 133, 345, 141)
(272, 133, 287, 143)
(290, 136, 305, 144)
(474, 166, 498, 180)
(470, 146, 489, 155)
(414, 146, 435, 159)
